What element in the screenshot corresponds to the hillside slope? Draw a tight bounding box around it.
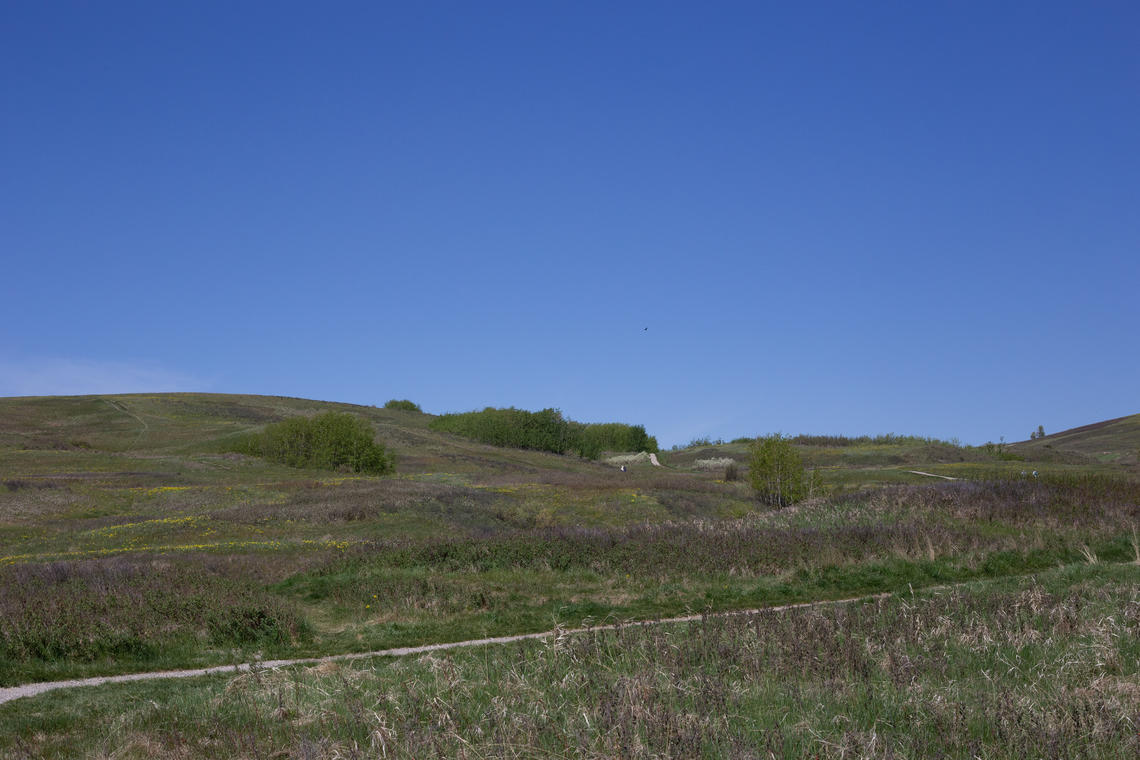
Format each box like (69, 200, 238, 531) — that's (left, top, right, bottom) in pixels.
(1, 392, 1138, 693)
(1009, 413, 1140, 467)
(0, 392, 612, 479)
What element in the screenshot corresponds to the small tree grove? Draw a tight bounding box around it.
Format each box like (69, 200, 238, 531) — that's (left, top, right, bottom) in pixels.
(429, 407, 658, 459)
(748, 433, 808, 507)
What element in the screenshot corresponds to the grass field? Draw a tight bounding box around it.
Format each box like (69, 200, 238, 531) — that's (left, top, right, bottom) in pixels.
(1, 393, 1137, 757)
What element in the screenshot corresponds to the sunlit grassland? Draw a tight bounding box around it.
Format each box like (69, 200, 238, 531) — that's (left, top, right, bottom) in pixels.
(1, 392, 1138, 757)
(3, 467, 1138, 686)
(3, 563, 1136, 759)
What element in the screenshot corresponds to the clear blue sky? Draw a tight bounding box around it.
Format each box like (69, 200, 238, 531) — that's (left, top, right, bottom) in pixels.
(3, 1, 1137, 447)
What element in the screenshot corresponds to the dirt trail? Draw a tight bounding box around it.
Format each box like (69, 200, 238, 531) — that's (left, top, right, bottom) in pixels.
(907, 470, 957, 480)
(6, 559, 1133, 707)
(103, 398, 149, 447)
(0, 593, 894, 706)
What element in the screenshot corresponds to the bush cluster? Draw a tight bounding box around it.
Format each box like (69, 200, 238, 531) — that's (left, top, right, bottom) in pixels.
(429, 407, 657, 459)
(384, 399, 422, 412)
(237, 412, 394, 474)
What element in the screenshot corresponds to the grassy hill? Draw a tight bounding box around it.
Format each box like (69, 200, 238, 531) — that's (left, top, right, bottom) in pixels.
(1, 394, 1138, 757)
(1009, 413, 1140, 467)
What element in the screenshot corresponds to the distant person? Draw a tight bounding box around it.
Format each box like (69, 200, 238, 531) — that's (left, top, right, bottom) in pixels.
(1032, 470, 1039, 479)
(620, 465, 627, 473)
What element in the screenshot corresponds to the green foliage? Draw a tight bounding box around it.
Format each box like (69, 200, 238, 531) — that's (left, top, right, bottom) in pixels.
(570, 422, 658, 459)
(224, 431, 263, 457)
(384, 399, 422, 412)
(430, 408, 658, 459)
(748, 433, 808, 507)
(430, 407, 573, 454)
(259, 412, 394, 474)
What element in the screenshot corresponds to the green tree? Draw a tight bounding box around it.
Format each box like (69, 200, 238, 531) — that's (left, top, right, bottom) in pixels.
(748, 433, 808, 507)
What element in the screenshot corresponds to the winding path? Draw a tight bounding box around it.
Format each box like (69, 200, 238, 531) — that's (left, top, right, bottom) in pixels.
(103, 398, 149, 447)
(0, 592, 892, 706)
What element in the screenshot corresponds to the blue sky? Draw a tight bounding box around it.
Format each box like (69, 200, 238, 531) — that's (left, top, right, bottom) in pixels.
(3, 1, 1137, 447)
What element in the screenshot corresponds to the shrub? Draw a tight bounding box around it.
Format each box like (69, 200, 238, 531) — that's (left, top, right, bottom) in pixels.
(384, 399, 422, 412)
(749, 433, 808, 507)
(259, 412, 394, 474)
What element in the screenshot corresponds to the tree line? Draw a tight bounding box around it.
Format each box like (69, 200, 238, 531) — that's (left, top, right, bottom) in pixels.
(429, 407, 658, 459)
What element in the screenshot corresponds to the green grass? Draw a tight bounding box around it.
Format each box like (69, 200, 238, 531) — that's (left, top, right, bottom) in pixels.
(1009, 412, 1140, 467)
(1, 393, 1138, 756)
(2, 563, 1136, 759)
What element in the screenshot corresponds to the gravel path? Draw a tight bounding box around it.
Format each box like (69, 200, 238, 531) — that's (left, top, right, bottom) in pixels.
(907, 470, 957, 480)
(0, 593, 892, 706)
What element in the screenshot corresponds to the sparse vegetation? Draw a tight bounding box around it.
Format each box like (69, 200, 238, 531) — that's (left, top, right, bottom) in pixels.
(693, 456, 735, 471)
(789, 432, 957, 447)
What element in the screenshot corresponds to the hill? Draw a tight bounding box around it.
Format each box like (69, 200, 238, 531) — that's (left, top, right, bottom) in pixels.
(1, 394, 1139, 756)
(0, 392, 628, 479)
(1008, 413, 1140, 467)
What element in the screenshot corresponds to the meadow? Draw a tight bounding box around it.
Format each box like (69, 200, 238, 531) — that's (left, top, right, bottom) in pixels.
(3, 565, 1137, 758)
(0, 394, 1137, 757)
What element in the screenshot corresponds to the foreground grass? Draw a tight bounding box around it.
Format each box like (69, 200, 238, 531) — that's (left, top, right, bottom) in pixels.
(2, 563, 1136, 759)
(3, 474, 1138, 685)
